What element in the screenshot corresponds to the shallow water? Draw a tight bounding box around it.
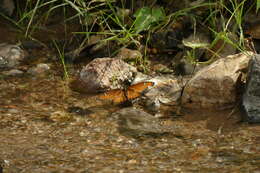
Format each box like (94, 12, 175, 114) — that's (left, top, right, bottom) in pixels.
(0, 75, 259, 173)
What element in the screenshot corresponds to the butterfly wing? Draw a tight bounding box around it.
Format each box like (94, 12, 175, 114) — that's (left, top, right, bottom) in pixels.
(99, 82, 154, 103)
(126, 82, 154, 100)
(99, 89, 127, 104)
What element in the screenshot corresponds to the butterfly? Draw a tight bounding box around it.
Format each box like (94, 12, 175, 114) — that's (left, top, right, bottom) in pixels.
(99, 82, 154, 104)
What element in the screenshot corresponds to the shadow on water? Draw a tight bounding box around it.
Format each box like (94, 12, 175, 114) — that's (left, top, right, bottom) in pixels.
(181, 106, 244, 133)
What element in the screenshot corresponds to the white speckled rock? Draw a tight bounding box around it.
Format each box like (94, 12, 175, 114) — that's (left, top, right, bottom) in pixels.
(27, 63, 50, 76)
(0, 43, 25, 68)
(143, 76, 183, 110)
(75, 57, 137, 93)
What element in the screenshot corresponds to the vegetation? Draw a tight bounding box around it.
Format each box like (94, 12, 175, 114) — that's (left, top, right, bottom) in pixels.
(1, 0, 259, 68)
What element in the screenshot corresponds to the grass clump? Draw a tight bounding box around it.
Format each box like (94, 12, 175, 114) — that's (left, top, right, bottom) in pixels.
(0, 0, 258, 70)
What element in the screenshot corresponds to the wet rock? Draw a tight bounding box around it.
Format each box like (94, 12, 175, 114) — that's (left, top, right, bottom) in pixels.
(2, 69, 24, 76)
(50, 111, 72, 122)
(74, 58, 137, 93)
(142, 75, 183, 113)
(242, 54, 260, 123)
(27, 63, 50, 76)
(182, 52, 254, 109)
(112, 107, 171, 137)
(0, 43, 25, 68)
(0, 0, 15, 16)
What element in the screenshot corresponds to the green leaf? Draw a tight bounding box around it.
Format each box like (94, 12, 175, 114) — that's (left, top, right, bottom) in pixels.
(133, 7, 165, 33)
(133, 7, 152, 33)
(152, 7, 166, 22)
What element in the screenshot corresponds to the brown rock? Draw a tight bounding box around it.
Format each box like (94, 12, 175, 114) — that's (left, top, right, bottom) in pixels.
(115, 48, 142, 61)
(74, 57, 137, 93)
(181, 52, 254, 109)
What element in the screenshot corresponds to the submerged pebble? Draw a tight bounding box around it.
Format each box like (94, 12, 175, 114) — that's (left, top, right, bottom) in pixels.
(27, 63, 50, 76)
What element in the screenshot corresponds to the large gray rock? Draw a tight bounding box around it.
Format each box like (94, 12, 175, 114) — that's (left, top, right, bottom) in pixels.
(182, 52, 253, 109)
(242, 54, 260, 123)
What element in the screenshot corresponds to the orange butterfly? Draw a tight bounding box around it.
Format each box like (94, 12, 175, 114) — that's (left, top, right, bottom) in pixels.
(99, 82, 154, 104)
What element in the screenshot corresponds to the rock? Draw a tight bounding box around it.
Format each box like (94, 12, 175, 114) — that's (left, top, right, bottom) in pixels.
(112, 107, 171, 137)
(27, 63, 50, 76)
(0, 0, 15, 16)
(2, 69, 24, 76)
(0, 43, 25, 68)
(115, 48, 142, 61)
(242, 54, 260, 123)
(50, 111, 72, 122)
(74, 57, 137, 93)
(142, 75, 183, 113)
(182, 52, 254, 109)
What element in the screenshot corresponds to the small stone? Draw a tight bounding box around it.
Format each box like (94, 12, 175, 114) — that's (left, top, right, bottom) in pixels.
(115, 48, 142, 61)
(8, 108, 19, 114)
(0, 43, 25, 68)
(27, 63, 50, 76)
(50, 111, 72, 122)
(113, 107, 171, 138)
(3, 69, 24, 76)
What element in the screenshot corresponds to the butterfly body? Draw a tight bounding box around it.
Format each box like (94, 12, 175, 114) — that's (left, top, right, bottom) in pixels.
(99, 82, 154, 104)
